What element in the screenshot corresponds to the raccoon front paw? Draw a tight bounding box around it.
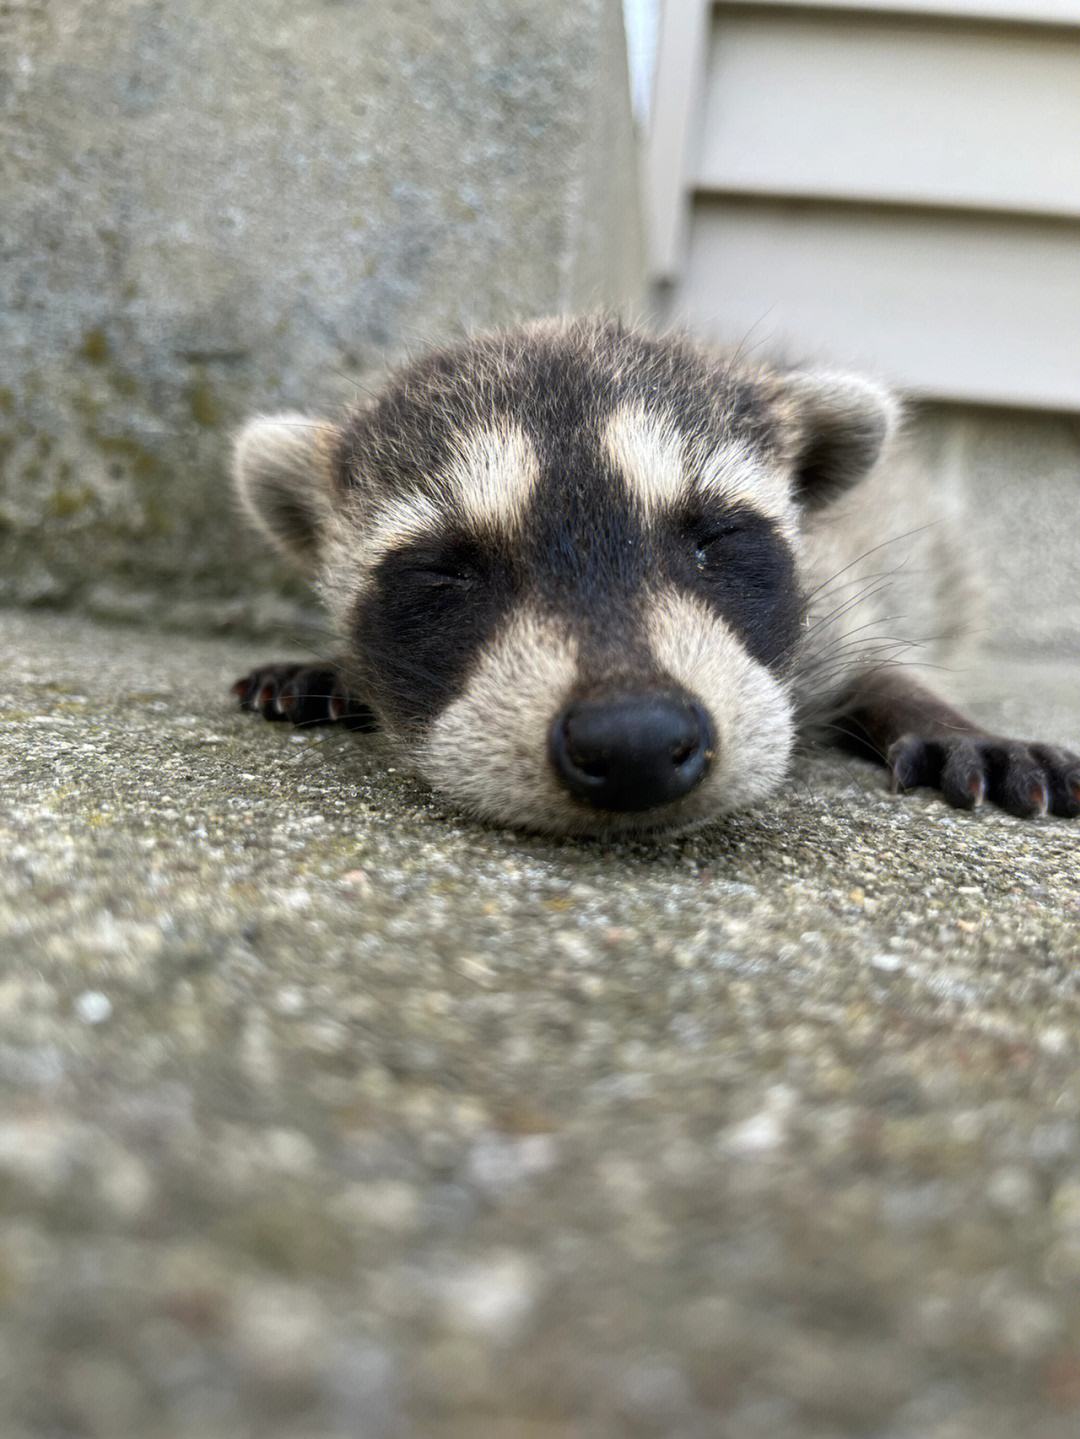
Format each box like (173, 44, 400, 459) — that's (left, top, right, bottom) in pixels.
(231, 662, 377, 731)
(887, 734, 1080, 819)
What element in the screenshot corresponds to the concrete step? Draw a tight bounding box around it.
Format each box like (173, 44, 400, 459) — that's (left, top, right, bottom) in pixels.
(1, 608, 1079, 1438)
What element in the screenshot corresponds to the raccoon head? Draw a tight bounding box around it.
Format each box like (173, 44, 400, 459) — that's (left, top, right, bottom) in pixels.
(234, 318, 897, 836)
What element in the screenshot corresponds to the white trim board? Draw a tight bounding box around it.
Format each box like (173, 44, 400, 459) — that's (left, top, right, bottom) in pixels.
(715, 0, 1080, 27)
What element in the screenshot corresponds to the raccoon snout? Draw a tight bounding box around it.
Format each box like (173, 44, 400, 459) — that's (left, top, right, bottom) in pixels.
(550, 694, 714, 813)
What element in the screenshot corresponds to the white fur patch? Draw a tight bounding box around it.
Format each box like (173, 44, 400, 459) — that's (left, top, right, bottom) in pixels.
(363, 490, 447, 563)
(692, 437, 798, 543)
(603, 403, 797, 539)
(602, 403, 688, 514)
(446, 421, 541, 530)
(358, 421, 540, 574)
(647, 589, 795, 814)
(414, 609, 583, 833)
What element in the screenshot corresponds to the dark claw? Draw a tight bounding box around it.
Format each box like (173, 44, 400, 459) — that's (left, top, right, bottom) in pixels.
(940, 739, 985, 811)
(1030, 745, 1080, 819)
(328, 674, 379, 732)
(888, 735, 933, 793)
(257, 681, 283, 721)
(231, 662, 378, 732)
(887, 733, 1080, 821)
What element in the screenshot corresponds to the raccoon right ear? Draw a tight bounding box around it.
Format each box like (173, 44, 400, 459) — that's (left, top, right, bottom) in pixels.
(232, 414, 341, 569)
(782, 371, 901, 508)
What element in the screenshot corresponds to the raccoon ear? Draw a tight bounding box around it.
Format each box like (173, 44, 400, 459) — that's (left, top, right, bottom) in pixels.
(783, 372, 900, 507)
(232, 414, 340, 568)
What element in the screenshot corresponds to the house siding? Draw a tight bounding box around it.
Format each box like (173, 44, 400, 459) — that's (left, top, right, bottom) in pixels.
(648, 0, 1080, 408)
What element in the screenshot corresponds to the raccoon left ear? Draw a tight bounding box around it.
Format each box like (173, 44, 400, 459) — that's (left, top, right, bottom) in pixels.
(782, 371, 900, 508)
(232, 413, 341, 570)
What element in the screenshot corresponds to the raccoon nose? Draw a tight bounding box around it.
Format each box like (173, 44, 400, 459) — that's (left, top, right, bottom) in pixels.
(550, 694, 714, 812)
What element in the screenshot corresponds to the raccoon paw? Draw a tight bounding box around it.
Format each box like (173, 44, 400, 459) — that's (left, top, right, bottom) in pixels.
(887, 734, 1080, 819)
(231, 662, 377, 731)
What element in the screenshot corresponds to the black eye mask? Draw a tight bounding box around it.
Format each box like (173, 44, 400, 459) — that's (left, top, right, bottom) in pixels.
(667, 500, 802, 672)
(355, 529, 516, 727)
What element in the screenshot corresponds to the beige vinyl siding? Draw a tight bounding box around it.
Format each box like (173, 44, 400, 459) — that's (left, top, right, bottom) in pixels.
(648, 0, 1080, 409)
(683, 201, 1080, 410)
(697, 13, 1080, 218)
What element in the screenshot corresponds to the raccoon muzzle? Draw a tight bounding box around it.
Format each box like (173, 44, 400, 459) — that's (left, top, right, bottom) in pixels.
(549, 692, 714, 813)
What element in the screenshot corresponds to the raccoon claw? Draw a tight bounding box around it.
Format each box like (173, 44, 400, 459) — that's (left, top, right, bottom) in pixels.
(887, 734, 1080, 819)
(232, 663, 377, 731)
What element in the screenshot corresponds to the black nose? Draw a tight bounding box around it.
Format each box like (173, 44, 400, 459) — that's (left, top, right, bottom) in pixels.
(550, 694, 714, 812)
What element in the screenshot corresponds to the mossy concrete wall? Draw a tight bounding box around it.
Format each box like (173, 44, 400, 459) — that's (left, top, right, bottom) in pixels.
(1, 0, 643, 633)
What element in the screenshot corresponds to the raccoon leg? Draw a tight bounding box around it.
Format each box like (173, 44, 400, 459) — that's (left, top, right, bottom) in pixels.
(831, 671, 1080, 819)
(231, 662, 377, 731)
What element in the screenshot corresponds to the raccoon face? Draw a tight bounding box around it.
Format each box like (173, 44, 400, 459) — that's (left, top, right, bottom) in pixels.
(235, 319, 896, 836)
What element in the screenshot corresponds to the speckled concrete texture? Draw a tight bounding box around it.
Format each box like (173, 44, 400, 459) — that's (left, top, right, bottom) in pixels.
(0, 0, 642, 632)
(2, 608, 1080, 1438)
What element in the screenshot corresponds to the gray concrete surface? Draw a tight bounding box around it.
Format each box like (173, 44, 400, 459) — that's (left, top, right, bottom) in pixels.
(2, 607, 1080, 1439)
(0, 0, 642, 632)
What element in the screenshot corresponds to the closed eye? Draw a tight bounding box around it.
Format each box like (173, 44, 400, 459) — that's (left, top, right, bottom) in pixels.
(691, 519, 750, 571)
(391, 534, 490, 592)
(402, 564, 480, 590)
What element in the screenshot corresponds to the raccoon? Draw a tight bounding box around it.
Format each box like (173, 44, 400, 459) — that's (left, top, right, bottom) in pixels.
(230, 316, 1079, 836)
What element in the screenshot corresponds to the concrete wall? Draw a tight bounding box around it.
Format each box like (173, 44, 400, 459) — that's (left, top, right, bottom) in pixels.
(910, 405, 1080, 661)
(1, 0, 644, 633)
